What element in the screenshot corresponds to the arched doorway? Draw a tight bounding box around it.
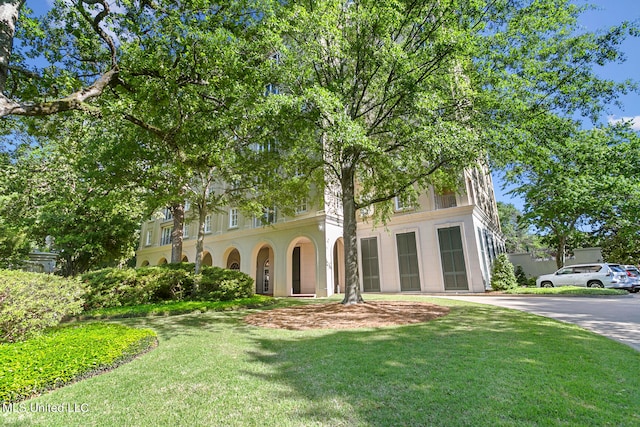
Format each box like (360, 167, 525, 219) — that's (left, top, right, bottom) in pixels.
(202, 252, 213, 267)
(255, 245, 273, 295)
(141, 260, 150, 267)
(181, 255, 189, 262)
(157, 257, 168, 265)
(333, 238, 345, 294)
(226, 248, 241, 270)
(289, 237, 317, 295)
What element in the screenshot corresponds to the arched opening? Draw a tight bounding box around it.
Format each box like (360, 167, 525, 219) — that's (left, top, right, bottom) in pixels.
(289, 236, 317, 295)
(157, 257, 168, 265)
(181, 255, 189, 263)
(202, 252, 213, 267)
(255, 245, 273, 295)
(141, 260, 150, 267)
(333, 238, 345, 294)
(226, 248, 241, 270)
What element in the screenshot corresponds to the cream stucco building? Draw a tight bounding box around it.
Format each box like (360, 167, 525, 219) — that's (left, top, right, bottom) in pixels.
(136, 162, 504, 296)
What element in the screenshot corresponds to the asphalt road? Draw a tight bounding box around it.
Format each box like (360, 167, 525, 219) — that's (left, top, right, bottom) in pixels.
(440, 293, 640, 352)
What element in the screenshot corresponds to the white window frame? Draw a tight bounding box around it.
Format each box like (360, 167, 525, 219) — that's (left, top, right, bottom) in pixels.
(394, 196, 410, 211)
(204, 215, 212, 233)
(162, 208, 173, 221)
(295, 198, 308, 214)
(145, 230, 152, 246)
(229, 208, 238, 229)
(161, 227, 172, 246)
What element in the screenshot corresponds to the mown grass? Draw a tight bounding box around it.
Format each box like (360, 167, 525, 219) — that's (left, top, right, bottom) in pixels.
(502, 286, 628, 295)
(2, 295, 639, 426)
(78, 295, 276, 320)
(0, 323, 157, 404)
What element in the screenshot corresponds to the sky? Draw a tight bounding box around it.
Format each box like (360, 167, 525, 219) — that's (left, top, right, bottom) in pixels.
(28, 0, 640, 210)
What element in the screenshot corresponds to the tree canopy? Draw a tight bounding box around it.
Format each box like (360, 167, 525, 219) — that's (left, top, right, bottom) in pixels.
(501, 122, 640, 267)
(0, 0, 637, 286)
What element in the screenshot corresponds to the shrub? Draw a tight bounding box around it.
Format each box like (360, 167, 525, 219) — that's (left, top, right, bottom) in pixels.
(490, 254, 518, 291)
(81, 264, 251, 308)
(514, 265, 529, 287)
(0, 270, 86, 343)
(0, 322, 157, 403)
(81, 265, 195, 310)
(196, 266, 254, 301)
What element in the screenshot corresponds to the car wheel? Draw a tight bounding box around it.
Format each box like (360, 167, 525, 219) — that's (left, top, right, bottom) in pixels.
(587, 280, 604, 288)
(541, 281, 553, 288)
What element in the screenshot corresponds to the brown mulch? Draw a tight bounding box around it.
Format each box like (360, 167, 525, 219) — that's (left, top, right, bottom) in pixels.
(244, 301, 450, 330)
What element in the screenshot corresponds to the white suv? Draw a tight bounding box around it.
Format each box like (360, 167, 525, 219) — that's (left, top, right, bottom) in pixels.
(536, 263, 632, 290)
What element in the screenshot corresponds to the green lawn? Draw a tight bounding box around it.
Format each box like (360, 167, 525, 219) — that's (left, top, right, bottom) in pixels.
(3, 295, 640, 426)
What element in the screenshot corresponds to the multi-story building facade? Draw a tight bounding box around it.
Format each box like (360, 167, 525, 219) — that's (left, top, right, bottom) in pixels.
(136, 162, 504, 296)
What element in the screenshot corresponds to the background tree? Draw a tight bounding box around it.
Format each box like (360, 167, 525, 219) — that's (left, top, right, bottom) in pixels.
(0, 149, 30, 267)
(0, 118, 146, 275)
(496, 201, 545, 255)
(503, 122, 640, 268)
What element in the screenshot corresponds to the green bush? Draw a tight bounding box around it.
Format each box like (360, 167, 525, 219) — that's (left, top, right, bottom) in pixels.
(81, 264, 252, 309)
(81, 265, 196, 310)
(0, 322, 157, 403)
(196, 266, 254, 301)
(490, 254, 518, 291)
(0, 270, 86, 343)
(514, 265, 530, 287)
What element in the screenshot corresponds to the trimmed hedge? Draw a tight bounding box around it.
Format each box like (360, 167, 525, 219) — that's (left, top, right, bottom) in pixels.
(0, 270, 86, 343)
(81, 264, 254, 310)
(0, 322, 157, 403)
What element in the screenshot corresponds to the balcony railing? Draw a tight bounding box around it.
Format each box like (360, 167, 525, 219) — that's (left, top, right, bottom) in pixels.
(435, 193, 457, 210)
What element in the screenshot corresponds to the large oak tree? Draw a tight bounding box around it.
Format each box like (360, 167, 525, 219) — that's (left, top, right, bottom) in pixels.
(270, 0, 636, 303)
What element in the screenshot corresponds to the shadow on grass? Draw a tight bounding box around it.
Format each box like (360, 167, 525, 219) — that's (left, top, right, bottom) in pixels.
(241, 304, 640, 426)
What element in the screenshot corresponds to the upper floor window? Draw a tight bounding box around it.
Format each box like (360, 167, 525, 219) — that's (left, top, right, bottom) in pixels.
(296, 198, 308, 214)
(204, 215, 212, 233)
(182, 224, 189, 239)
(255, 207, 276, 227)
(394, 196, 411, 211)
(162, 208, 173, 221)
(145, 230, 152, 246)
(161, 227, 172, 246)
(229, 208, 238, 228)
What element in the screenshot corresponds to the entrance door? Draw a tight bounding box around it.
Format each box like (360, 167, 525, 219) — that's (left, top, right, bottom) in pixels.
(438, 226, 469, 290)
(292, 247, 301, 294)
(263, 259, 270, 293)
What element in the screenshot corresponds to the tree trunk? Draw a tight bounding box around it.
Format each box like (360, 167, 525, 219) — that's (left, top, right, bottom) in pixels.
(340, 166, 364, 305)
(170, 202, 184, 264)
(0, 0, 22, 93)
(555, 235, 566, 269)
(194, 205, 207, 275)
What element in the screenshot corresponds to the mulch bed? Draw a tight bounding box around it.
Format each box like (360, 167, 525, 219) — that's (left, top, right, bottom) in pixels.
(244, 301, 450, 330)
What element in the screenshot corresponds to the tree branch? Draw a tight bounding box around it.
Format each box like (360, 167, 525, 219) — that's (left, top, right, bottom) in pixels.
(0, 68, 118, 116)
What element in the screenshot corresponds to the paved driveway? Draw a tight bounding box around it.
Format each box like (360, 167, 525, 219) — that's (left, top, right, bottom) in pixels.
(440, 293, 640, 352)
